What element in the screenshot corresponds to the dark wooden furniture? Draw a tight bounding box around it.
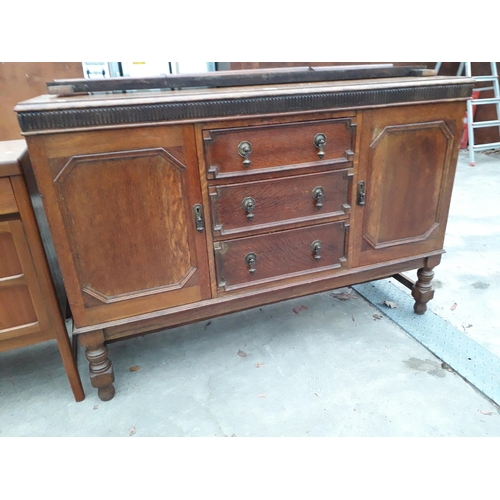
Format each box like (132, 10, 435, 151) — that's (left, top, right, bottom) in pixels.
(15, 67, 473, 401)
(0, 140, 84, 402)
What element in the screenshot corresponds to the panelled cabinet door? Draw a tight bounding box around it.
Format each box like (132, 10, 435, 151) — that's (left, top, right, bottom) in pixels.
(29, 125, 211, 327)
(354, 102, 465, 267)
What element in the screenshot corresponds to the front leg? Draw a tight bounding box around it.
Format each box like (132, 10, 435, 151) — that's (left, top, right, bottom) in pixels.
(412, 266, 435, 315)
(79, 329, 115, 401)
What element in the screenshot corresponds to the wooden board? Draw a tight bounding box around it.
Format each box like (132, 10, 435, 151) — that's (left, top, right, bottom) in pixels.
(46, 65, 431, 95)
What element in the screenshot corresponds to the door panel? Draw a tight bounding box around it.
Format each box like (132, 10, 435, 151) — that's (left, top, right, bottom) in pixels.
(54, 149, 193, 303)
(30, 125, 211, 327)
(354, 102, 465, 266)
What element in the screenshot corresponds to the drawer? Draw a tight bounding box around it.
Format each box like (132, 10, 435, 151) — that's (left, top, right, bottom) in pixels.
(0, 285, 37, 334)
(0, 225, 23, 278)
(0, 178, 18, 216)
(203, 118, 355, 179)
(214, 222, 347, 292)
(209, 169, 352, 237)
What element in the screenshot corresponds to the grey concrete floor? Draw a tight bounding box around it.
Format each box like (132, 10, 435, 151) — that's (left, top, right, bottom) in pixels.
(1, 151, 499, 437)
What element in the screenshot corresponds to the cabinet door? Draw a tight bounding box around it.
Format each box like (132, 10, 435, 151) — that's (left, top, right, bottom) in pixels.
(28, 125, 211, 327)
(353, 102, 465, 267)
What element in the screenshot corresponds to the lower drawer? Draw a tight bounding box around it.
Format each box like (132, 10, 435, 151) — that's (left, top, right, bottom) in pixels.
(214, 222, 347, 292)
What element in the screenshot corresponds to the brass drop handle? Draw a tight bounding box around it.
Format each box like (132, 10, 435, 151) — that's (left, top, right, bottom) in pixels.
(242, 197, 256, 220)
(245, 252, 257, 274)
(311, 240, 322, 261)
(238, 141, 252, 168)
(313, 133, 327, 159)
(312, 186, 325, 209)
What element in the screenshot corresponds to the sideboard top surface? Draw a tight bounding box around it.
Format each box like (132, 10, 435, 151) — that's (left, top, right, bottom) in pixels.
(16, 76, 474, 111)
(15, 75, 474, 135)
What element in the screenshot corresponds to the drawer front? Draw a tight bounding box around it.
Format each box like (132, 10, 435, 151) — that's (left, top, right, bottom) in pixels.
(0, 285, 38, 333)
(210, 169, 351, 237)
(0, 178, 18, 216)
(204, 118, 355, 179)
(215, 222, 347, 292)
(0, 220, 43, 342)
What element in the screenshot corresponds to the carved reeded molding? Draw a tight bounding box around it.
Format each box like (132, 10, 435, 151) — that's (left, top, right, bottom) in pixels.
(17, 84, 474, 133)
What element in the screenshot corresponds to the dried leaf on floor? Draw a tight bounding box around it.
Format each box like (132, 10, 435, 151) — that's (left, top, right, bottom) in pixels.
(237, 350, 247, 358)
(255, 362, 265, 368)
(383, 300, 398, 309)
(129, 426, 136, 436)
(293, 305, 309, 314)
(478, 410, 493, 416)
(258, 394, 266, 398)
(373, 314, 383, 320)
(129, 366, 140, 372)
(331, 290, 358, 300)
(451, 303, 457, 311)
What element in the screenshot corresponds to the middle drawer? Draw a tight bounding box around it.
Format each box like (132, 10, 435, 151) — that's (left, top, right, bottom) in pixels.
(209, 169, 351, 238)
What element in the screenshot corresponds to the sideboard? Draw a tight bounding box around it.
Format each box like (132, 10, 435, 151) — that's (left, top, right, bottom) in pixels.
(14, 66, 474, 401)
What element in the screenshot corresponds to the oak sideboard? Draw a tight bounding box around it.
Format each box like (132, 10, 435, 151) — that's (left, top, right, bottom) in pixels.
(15, 66, 474, 400)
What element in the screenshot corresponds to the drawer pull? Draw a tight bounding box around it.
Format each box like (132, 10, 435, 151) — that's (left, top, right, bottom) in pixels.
(312, 186, 325, 209)
(245, 252, 257, 274)
(242, 197, 256, 220)
(238, 141, 252, 168)
(311, 240, 322, 261)
(313, 133, 327, 159)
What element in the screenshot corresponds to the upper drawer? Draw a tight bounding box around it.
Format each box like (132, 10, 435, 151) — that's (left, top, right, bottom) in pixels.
(209, 169, 351, 238)
(203, 118, 356, 179)
(0, 178, 18, 216)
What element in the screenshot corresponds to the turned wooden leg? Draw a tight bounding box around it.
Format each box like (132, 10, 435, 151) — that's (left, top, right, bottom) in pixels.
(79, 330, 115, 401)
(412, 266, 435, 315)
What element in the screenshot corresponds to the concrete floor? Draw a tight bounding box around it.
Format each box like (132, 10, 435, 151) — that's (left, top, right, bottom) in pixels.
(1, 150, 499, 437)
